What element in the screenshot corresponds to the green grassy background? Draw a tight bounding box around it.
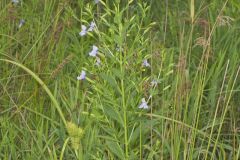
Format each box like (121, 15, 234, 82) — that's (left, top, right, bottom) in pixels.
(0, 0, 240, 159)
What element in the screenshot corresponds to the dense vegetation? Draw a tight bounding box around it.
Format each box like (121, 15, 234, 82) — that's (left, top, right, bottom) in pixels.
(0, 0, 240, 159)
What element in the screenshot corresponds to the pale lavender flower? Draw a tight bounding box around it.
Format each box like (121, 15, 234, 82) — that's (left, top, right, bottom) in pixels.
(88, 21, 96, 32)
(138, 98, 149, 109)
(96, 57, 101, 66)
(79, 25, 87, 36)
(151, 79, 158, 87)
(18, 19, 25, 28)
(142, 59, 150, 67)
(12, 0, 19, 4)
(94, 0, 100, 4)
(77, 70, 86, 80)
(89, 45, 98, 57)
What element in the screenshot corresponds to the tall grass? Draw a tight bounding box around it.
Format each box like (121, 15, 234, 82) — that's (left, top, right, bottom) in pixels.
(0, 0, 240, 159)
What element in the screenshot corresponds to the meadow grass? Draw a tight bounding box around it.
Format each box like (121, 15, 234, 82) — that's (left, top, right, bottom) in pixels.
(0, 0, 240, 159)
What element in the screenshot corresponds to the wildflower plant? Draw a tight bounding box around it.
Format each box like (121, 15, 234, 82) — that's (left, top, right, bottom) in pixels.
(82, 1, 157, 159)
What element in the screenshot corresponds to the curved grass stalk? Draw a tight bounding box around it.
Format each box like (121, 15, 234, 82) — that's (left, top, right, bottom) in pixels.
(0, 59, 67, 126)
(60, 137, 70, 160)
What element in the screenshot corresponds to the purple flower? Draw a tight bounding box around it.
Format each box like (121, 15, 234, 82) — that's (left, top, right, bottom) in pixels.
(142, 59, 150, 67)
(89, 45, 98, 57)
(79, 25, 87, 37)
(18, 19, 25, 28)
(77, 70, 86, 80)
(138, 98, 149, 109)
(88, 21, 96, 32)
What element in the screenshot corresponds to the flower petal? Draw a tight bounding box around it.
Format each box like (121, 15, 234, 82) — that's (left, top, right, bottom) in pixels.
(88, 21, 96, 31)
(77, 70, 86, 80)
(89, 45, 98, 57)
(79, 25, 87, 36)
(143, 59, 150, 67)
(139, 98, 148, 109)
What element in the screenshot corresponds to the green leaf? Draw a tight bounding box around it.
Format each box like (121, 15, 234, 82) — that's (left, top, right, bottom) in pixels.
(112, 68, 123, 79)
(106, 140, 125, 160)
(99, 73, 121, 94)
(103, 105, 124, 127)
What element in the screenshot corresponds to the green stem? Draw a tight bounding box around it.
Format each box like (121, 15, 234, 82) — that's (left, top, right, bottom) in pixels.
(119, 38, 128, 160)
(122, 79, 128, 159)
(119, 49, 128, 158)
